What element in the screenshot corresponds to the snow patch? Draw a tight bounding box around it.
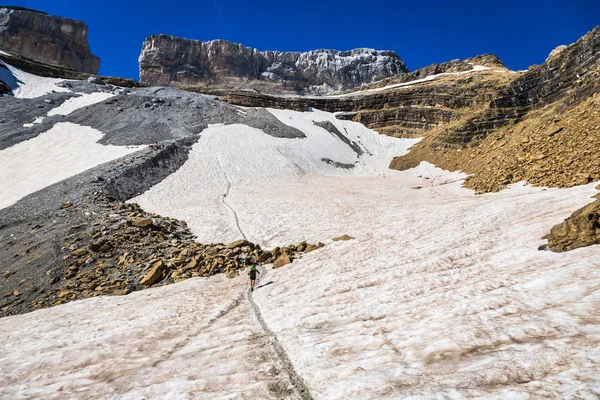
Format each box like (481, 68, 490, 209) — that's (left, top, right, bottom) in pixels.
(0, 62, 71, 98)
(47, 92, 115, 116)
(0, 122, 143, 210)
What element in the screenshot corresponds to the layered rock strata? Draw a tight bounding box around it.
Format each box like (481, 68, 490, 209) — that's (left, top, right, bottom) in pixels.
(0, 6, 100, 74)
(139, 34, 408, 93)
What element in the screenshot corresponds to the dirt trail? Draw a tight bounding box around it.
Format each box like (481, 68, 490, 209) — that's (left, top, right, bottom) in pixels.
(249, 265, 315, 400)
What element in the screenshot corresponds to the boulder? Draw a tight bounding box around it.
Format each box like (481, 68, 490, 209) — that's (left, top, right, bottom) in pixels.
(297, 241, 308, 252)
(140, 260, 165, 286)
(226, 239, 253, 249)
(273, 255, 292, 269)
(548, 200, 600, 252)
(129, 217, 153, 228)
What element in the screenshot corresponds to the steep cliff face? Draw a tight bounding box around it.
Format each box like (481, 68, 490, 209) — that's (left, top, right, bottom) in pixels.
(139, 34, 408, 93)
(0, 6, 100, 74)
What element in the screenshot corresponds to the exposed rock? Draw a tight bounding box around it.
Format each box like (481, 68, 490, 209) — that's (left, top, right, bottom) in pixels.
(273, 255, 292, 269)
(0, 6, 100, 73)
(0, 79, 11, 95)
(59, 201, 73, 209)
(139, 34, 408, 94)
(304, 244, 320, 253)
(140, 260, 166, 286)
(87, 76, 105, 85)
(548, 200, 600, 252)
(226, 239, 252, 249)
(333, 234, 354, 241)
(129, 217, 153, 228)
(546, 45, 568, 62)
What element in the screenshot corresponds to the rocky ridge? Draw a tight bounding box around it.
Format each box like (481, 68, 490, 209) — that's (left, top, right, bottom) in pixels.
(0, 6, 100, 74)
(139, 34, 408, 94)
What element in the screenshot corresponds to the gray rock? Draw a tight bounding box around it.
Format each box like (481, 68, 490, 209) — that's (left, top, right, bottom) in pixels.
(139, 34, 409, 94)
(0, 6, 100, 74)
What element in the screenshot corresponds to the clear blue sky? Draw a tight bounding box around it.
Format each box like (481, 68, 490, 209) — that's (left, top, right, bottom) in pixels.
(7, 0, 600, 79)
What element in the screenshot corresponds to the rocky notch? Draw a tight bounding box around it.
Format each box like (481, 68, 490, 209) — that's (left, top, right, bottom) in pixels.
(0, 6, 100, 74)
(139, 34, 408, 94)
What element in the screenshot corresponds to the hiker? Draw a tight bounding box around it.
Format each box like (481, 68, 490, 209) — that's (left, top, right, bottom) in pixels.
(248, 263, 260, 292)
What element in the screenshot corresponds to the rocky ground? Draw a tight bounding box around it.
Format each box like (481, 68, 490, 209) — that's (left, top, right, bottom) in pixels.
(1, 192, 323, 318)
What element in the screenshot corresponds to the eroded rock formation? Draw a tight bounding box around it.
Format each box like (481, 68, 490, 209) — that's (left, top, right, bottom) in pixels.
(0, 6, 100, 74)
(548, 200, 600, 252)
(139, 34, 408, 93)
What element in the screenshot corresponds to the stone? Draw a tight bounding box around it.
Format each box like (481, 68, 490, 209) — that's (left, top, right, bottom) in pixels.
(140, 260, 165, 286)
(59, 201, 73, 209)
(548, 200, 600, 252)
(129, 217, 153, 228)
(304, 244, 320, 253)
(0, 7, 100, 73)
(333, 234, 355, 241)
(596, 184, 600, 191)
(226, 239, 252, 249)
(296, 241, 308, 252)
(226, 270, 237, 279)
(13, 289, 20, 296)
(73, 248, 88, 257)
(273, 255, 292, 269)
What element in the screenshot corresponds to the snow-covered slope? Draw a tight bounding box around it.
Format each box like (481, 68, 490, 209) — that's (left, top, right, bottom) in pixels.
(0, 122, 142, 209)
(2, 67, 600, 399)
(0, 59, 70, 98)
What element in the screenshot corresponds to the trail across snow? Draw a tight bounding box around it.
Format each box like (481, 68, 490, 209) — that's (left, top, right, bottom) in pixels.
(2, 106, 600, 398)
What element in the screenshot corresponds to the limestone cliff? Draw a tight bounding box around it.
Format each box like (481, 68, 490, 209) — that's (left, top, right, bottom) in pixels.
(0, 6, 100, 74)
(139, 34, 408, 94)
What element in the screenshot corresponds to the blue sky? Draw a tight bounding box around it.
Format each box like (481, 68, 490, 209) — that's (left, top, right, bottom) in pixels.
(7, 0, 600, 79)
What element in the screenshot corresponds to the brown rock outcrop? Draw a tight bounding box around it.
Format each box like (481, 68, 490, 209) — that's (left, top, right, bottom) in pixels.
(0, 6, 100, 74)
(548, 200, 600, 252)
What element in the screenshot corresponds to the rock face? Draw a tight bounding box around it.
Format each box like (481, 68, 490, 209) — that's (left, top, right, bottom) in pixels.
(0, 6, 100, 74)
(548, 200, 600, 252)
(139, 34, 408, 94)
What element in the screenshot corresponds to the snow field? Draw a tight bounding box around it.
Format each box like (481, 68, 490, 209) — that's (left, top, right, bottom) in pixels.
(133, 108, 600, 398)
(0, 62, 71, 98)
(0, 122, 143, 210)
(1, 101, 599, 398)
(0, 274, 298, 399)
(133, 109, 420, 244)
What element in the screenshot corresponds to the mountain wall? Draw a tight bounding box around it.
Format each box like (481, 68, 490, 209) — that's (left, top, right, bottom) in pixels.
(138, 34, 408, 94)
(0, 6, 100, 74)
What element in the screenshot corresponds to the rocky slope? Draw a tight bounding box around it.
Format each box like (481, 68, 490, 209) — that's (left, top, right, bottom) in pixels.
(390, 25, 600, 193)
(548, 198, 600, 252)
(139, 34, 408, 94)
(0, 6, 100, 74)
